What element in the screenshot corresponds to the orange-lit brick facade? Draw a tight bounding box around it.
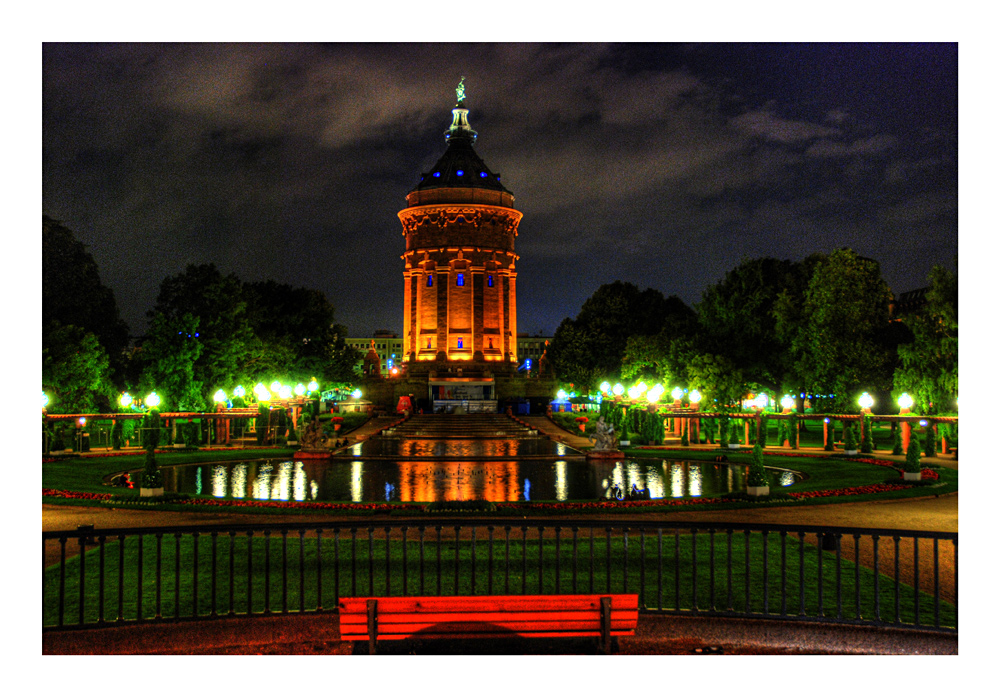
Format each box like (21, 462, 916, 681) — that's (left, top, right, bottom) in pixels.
(399, 90, 520, 371)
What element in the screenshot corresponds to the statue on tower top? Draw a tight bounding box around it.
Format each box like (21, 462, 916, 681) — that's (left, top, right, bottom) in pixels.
(456, 76, 466, 105)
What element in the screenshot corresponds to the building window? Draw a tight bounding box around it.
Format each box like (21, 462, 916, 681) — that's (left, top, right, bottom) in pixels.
(426, 339, 432, 349)
(457, 337, 464, 349)
(456, 273, 464, 286)
(488, 274, 494, 287)
(427, 275, 433, 287)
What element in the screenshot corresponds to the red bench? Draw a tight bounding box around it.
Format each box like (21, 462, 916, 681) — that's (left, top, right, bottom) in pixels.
(339, 594, 639, 654)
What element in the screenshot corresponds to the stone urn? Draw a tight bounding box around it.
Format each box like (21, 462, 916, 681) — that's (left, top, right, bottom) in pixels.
(746, 485, 770, 497)
(140, 486, 164, 498)
(903, 471, 922, 482)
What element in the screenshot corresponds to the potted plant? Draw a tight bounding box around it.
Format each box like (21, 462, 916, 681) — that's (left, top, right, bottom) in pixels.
(141, 409, 164, 497)
(843, 421, 858, 455)
(903, 432, 922, 481)
(746, 443, 769, 497)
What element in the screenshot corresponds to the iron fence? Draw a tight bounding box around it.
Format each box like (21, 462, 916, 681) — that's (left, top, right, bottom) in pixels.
(43, 519, 956, 634)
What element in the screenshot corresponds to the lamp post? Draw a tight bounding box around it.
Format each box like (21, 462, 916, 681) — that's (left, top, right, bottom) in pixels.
(898, 392, 914, 452)
(688, 389, 702, 444)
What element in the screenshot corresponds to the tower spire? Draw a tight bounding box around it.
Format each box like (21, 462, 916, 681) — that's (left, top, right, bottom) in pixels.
(445, 77, 477, 143)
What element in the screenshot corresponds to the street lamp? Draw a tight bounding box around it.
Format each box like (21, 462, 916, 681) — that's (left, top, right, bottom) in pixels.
(599, 381, 611, 395)
(294, 383, 306, 397)
(898, 393, 914, 411)
(119, 393, 133, 409)
(647, 384, 665, 403)
(43, 391, 49, 411)
(144, 392, 161, 409)
(671, 387, 684, 403)
(612, 383, 624, 397)
(689, 389, 702, 405)
(780, 395, 795, 412)
(308, 378, 319, 393)
(213, 389, 227, 404)
(858, 392, 874, 412)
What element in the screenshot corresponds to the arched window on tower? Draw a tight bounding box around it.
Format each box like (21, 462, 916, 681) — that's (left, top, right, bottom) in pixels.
(488, 274, 494, 287)
(427, 275, 433, 287)
(457, 337, 464, 349)
(456, 273, 465, 286)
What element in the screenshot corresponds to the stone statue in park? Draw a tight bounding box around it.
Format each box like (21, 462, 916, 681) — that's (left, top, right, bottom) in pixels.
(590, 416, 617, 451)
(300, 415, 332, 451)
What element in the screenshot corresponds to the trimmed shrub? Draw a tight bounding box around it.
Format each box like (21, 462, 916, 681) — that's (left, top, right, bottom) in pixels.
(680, 419, 689, 446)
(924, 424, 936, 457)
(141, 410, 163, 488)
(904, 432, 922, 473)
(747, 443, 768, 487)
(844, 421, 857, 451)
(860, 414, 873, 453)
(892, 423, 904, 455)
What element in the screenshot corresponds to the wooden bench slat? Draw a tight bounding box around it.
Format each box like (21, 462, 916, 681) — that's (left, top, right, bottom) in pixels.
(342, 630, 636, 641)
(340, 609, 638, 627)
(339, 594, 638, 614)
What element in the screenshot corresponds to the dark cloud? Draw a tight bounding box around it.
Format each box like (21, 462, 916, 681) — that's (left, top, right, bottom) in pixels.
(43, 42, 957, 337)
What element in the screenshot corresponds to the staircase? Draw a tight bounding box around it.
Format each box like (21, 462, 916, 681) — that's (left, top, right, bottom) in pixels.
(382, 413, 538, 439)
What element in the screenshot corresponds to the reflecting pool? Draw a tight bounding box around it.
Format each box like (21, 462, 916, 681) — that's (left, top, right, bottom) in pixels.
(160, 458, 800, 503)
(344, 437, 574, 459)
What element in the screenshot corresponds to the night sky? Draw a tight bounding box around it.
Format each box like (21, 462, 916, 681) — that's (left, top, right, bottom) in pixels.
(42, 42, 958, 339)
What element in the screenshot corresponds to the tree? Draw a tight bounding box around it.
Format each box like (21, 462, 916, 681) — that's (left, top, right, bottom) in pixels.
(148, 264, 254, 399)
(696, 257, 802, 396)
(785, 249, 894, 412)
(242, 280, 359, 383)
(549, 281, 693, 390)
(42, 322, 115, 413)
(893, 265, 958, 414)
(139, 313, 205, 411)
(43, 216, 130, 381)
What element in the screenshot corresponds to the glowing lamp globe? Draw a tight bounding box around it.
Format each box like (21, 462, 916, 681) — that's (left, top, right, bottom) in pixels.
(278, 384, 292, 400)
(270, 381, 282, 393)
(627, 385, 642, 400)
(671, 387, 684, 401)
(858, 392, 874, 410)
(78, 417, 87, 427)
(254, 383, 271, 401)
(647, 384, 664, 403)
(43, 391, 49, 410)
(145, 392, 161, 409)
(294, 383, 306, 396)
(213, 389, 227, 404)
(754, 394, 768, 410)
(233, 385, 246, 398)
(600, 381, 611, 394)
(780, 395, 795, 410)
(612, 383, 624, 396)
(119, 393, 133, 409)
(689, 389, 702, 404)
(556, 389, 568, 400)
(308, 379, 319, 392)
(351, 389, 362, 399)
(898, 393, 914, 410)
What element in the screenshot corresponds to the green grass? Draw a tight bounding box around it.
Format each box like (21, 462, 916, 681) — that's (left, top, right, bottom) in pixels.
(44, 529, 955, 630)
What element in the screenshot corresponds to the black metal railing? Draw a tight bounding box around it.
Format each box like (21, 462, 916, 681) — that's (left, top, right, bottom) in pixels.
(43, 519, 956, 633)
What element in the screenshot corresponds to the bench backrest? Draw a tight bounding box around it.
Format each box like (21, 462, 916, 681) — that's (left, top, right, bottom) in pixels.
(340, 594, 638, 646)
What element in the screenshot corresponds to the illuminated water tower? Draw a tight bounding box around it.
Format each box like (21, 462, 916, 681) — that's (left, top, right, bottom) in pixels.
(399, 79, 521, 370)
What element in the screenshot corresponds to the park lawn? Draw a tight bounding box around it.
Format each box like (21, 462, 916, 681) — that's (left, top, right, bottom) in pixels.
(43, 529, 955, 630)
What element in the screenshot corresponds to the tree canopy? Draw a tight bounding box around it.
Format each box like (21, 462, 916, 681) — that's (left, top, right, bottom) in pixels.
(893, 265, 958, 413)
(42, 216, 130, 379)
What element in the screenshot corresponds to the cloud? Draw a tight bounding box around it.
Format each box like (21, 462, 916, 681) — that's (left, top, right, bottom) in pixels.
(729, 108, 840, 144)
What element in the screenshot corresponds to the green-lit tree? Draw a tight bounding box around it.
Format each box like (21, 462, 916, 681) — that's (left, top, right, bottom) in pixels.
(140, 313, 204, 411)
(784, 249, 894, 412)
(904, 432, 922, 479)
(893, 265, 958, 415)
(42, 322, 115, 413)
(43, 216, 130, 382)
